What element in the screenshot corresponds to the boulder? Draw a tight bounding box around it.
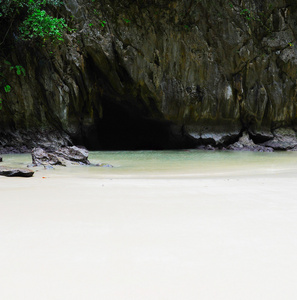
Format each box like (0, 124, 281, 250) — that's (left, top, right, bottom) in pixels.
(0, 166, 34, 177)
(54, 146, 90, 165)
(260, 128, 297, 150)
(31, 147, 67, 166)
(31, 146, 90, 167)
(0, 157, 2, 162)
(228, 132, 274, 152)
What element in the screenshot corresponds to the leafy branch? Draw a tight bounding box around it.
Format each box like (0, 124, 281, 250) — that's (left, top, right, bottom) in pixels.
(0, 0, 67, 44)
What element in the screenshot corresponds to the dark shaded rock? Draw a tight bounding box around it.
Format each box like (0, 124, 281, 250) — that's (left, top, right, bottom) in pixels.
(248, 130, 274, 144)
(31, 146, 90, 167)
(260, 128, 297, 150)
(201, 132, 241, 147)
(227, 132, 274, 152)
(0, 166, 34, 177)
(0, 130, 71, 153)
(0, 157, 2, 162)
(0, 146, 31, 154)
(196, 145, 216, 151)
(188, 124, 241, 148)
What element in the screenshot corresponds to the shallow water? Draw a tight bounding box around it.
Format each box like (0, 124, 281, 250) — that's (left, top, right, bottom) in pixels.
(1, 150, 297, 299)
(3, 149, 297, 178)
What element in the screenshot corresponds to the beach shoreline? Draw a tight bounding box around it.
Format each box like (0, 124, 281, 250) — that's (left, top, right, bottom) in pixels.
(1, 151, 297, 299)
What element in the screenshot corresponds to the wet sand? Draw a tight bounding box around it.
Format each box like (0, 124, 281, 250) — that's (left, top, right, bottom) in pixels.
(1, 151, 297, 299)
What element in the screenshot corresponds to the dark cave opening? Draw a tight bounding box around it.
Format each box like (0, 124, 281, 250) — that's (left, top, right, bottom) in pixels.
(70, 53, 197, 151)
(77, 97, 197, 151)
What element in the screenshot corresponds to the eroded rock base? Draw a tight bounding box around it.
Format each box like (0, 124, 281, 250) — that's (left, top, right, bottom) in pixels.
(0, 166, 34, 177)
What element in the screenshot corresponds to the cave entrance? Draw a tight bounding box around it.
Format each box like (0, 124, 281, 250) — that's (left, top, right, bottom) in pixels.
(72, 54, 196, 151)
(79, 97, 196, 151)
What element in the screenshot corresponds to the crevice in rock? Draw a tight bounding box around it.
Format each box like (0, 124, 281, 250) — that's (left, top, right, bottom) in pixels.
(248, 131, 273, 144)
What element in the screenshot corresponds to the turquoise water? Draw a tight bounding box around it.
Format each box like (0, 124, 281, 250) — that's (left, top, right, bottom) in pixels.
(2, 150, 297, 179)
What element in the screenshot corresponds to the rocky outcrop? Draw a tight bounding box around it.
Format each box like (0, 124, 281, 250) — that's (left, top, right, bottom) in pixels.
(1, 0, 297, 150)
(0, 130, 71, 153)
(227, 132, 273, 152)
(31, 146, 90, 167)
(260, 127, 297, 150)
(0, 166, 34, 177)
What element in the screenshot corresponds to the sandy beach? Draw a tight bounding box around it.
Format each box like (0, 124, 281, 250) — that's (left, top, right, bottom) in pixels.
(1, 151, 297, 299)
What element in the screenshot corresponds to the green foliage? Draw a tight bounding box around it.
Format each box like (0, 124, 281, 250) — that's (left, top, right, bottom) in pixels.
(238, 6, 272, 35)
(4, 60, 26, 76)
(0, 0, 27, 18)
(0, 0, 65, 110)
(0, 0, 67, 43)
(19, 3, 66, 42)
(93, 9, 107, 27)
(19, 9, 66, 42)
(0, 59, 26, 110)
(15, 65, 26, 76)
(4, 84, 11, 93)
(240, 9, 253, 21)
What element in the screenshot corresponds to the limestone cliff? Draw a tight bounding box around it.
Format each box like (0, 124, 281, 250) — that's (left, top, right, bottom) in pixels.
(1, 0, 297, 151)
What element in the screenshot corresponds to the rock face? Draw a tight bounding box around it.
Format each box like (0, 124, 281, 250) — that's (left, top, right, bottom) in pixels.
(0, 130, 71, 154)
(227, 132, 274, 152)
(1, 0, 297, 150)
(31, 146, 90, 167)
(0, 166, 34, 177)
(261, 127, 297, 150)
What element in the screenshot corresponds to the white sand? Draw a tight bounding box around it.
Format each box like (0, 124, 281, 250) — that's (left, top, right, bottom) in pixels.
(1, 168, 297, 300)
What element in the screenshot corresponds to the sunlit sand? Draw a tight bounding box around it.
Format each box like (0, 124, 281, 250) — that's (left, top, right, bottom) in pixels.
(1, 150, 297, 299)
